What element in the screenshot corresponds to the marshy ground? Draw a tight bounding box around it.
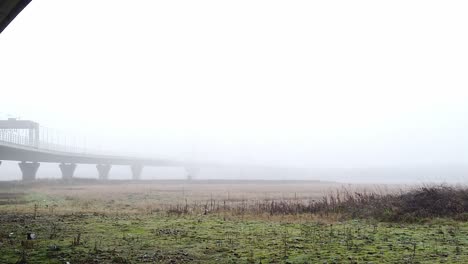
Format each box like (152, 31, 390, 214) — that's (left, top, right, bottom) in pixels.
(0, 180, 466, 263)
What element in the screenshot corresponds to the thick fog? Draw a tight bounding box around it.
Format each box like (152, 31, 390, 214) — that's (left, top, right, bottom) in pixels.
(1, 1, 467, 182)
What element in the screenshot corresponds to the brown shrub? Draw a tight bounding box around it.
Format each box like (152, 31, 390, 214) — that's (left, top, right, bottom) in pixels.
(167, 185, 467, 222)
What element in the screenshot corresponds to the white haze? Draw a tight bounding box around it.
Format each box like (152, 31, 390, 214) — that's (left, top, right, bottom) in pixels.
(0, 1, 467, 182)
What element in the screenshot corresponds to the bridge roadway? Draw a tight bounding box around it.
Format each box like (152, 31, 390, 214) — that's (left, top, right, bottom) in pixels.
(0, 140, 196, 181)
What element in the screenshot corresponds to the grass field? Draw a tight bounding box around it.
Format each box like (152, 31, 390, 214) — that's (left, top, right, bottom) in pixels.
(0, 180, 466, 263)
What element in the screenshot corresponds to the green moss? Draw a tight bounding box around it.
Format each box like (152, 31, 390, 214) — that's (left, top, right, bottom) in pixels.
(1, 213, 466, 263)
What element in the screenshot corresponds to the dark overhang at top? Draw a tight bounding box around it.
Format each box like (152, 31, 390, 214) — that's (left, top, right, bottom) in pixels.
(0, 0, 32, 34)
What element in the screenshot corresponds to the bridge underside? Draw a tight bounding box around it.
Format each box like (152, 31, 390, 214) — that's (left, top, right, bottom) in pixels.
(0, 142, 195, 181)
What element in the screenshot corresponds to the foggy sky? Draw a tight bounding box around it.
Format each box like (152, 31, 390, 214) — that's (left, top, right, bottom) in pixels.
(1, 1, 468, 173)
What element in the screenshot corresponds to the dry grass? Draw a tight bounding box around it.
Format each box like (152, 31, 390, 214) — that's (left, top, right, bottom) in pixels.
(33, 179, 403, 202)
(2, 180, 463, 222)
(0, 180, 403, 219)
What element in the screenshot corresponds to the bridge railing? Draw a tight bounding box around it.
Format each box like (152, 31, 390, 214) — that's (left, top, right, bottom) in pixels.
(1, 124, 176, 160)
(0, 127, 94, 154)
(0, 131, 134, 158)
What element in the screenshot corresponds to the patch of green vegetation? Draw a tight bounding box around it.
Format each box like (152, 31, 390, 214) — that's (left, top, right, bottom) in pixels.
(0, 212, 467, 264)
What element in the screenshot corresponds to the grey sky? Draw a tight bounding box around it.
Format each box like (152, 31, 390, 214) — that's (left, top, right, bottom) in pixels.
(1, 0, 467, 171)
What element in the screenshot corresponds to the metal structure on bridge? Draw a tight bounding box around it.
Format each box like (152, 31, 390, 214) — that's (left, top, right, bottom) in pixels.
(0, 119, 196, 181)
(0, 118, 39, 147)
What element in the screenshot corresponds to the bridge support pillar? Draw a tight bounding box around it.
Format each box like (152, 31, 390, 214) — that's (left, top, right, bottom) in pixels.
(131, 164, 143, 180)
(59, 163, 77, 180)
(96, 164, 111, 180)
(19, 162, 40, 181)
(185, 167, 200, 181)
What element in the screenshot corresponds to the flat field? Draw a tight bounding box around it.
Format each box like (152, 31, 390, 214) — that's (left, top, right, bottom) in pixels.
(0, 180, 466, 263)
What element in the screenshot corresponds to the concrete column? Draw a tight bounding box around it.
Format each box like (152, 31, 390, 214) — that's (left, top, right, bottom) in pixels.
(131, 164, 143, 180)
(19, 162, 40, 181)
(185, 167, 200, 181)
(59, 163, 77, 180)
(96, 164, 111, 180)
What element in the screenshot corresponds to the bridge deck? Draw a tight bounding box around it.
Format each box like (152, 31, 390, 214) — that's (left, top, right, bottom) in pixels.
(0, 141, 180, 166)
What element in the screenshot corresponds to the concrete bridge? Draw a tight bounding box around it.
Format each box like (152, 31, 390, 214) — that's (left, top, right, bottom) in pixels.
(0, 118, 198, 181)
